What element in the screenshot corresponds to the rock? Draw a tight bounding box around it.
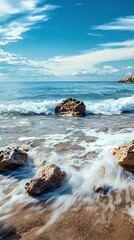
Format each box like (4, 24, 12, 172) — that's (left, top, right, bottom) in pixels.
(113, 140, 134, 170)
(55, 98, 86, 116)
(96, 127, 109, 133)
(25, 164, 66, 195)
(119, 75, 134, 83)
(93, 185, 111, 195)
(93, 185, 104, 193)
(0, 147, 28, 171)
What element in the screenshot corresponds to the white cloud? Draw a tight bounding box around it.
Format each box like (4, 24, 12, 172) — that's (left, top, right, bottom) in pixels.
(0, 37, 133, 78)
(99, 65, 119, 74)
(0, 48, 18, 63)
(38, 46, 133, 76)
(87, 32, 102, 37)
(28, 15, 48, 22)
(93, 16, 134, 31)
(70, 65, 119, 76)
(0, 0, 59, 45)
(0, 24, 29, 45)
(0, 45, 133, 77)
(0, 1, 18, 17)
(100, 39, 134, 47)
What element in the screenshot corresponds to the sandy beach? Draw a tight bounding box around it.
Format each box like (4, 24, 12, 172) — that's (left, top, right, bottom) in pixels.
(1, 195, 134, 240)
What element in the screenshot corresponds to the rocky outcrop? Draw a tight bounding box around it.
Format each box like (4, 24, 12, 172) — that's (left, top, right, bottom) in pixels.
(55, 98, 86, 116)
(119, 75, 134, 83)
(0, 147, 28, 171)
(25, 164, 66, 195)
(113, 140, 134, 170)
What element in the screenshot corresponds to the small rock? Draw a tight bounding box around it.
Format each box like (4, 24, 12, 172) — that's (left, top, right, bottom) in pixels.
(0, 147, 28, 171)
(96, 127, 109, 133)
(25, 164, 66, 195)
(55, 98, 86, 116)
(93, 185, 111, 194)
(87, 151, 97, 158)
(112, 140, 134, 170)
(93, 185, 104, 193)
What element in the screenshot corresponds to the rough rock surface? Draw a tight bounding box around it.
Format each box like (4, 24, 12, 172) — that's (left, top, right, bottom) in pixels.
(119, 75, 134, 83)
(113, 140, 134, 170)
(0, 147, 28, 171)
(55, 98, 86, 116)
(25, 164, 66, 195)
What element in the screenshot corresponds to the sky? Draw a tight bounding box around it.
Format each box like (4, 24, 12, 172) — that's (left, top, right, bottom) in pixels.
(0, 0, 134, 81)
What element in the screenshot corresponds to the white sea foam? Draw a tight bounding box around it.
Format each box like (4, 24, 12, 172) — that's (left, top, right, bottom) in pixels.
(0, 122, 134, 234)
(0, 96, 134, 116)
(19, 120, 31, 126)
(36, 127, 134, 234)
(0, 100, 61, 115)
(86, 95, 134, 115)
(18, 136, 39, 141)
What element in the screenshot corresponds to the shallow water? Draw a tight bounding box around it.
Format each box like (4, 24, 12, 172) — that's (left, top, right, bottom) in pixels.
(0, 114, 134, 226)
(0, 81, 134, 233)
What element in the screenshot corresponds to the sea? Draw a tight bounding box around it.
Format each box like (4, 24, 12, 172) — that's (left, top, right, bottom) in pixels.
(0, 81, 134, 233)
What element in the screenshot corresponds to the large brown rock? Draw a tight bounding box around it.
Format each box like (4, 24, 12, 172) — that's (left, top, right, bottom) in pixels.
(119, 75, 134, 83)
(55, 98, 86, 116)
(113, 140, 134, 170)
(0, 147, 28, 171)
(25, 164, 66, 195)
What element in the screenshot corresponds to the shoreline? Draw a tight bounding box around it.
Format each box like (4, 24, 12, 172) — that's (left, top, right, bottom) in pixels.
(1, 195, 134, 240)
(0, 85, 134, 239)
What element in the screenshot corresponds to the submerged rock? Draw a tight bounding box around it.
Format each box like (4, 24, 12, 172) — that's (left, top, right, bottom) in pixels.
(55, 98, 86, 116)
(25, 164, 66, 195)
(93, 185, 111, 195)
(0, 147, 28, 171)
(119, 75, 134, 83)
(113, 140, 134, 170)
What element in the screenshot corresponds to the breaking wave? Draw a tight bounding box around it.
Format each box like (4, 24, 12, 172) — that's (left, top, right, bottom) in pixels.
(0, 100, 60, 116)
(0, 96, 134, 116)
(86, 95, 134, 115)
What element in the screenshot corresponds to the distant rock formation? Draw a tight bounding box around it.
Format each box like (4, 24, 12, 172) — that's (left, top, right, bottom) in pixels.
(119, 75, 134, 83)
(25, 164, 66, 195)
(55, 98, 86, 116)
(0, 146, 28, 171)
(113, 140, 134, 170)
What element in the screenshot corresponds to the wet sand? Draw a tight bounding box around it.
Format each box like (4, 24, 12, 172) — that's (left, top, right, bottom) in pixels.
(2, 200, 134, 240)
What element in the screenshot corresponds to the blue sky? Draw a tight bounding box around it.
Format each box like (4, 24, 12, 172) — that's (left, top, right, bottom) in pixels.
(0, 0, 134, 81)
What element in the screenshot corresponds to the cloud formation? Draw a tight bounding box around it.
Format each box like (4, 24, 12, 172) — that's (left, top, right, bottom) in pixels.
(100, 39, 134, 47)
(87, 32, 102, 37)
(0, 39, 134, 79)
(93, 16, 134, 31)
(0, 0, 58, 45)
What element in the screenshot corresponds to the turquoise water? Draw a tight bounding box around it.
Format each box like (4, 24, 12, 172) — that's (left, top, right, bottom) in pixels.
(0, 81, 134, 102)
(0, 81, 134, 115)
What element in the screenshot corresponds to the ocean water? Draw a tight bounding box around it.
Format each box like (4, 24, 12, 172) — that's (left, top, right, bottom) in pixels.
(0, 81, 134, 233)
(0, 81, 134, 115)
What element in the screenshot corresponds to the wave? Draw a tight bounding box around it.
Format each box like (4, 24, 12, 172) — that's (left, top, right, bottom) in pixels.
(86, 95, 134, 115)
(0, 96, 134, 116)
(0, 100, 60, 116)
